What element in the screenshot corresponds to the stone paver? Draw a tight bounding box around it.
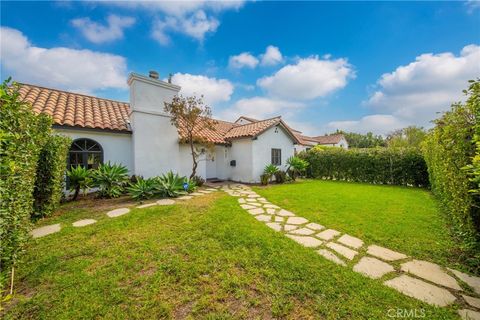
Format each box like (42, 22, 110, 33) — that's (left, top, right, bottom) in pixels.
(367, 245, 407, 261)
(198, 190, 212, 194)
(263, 204, 280, 209)
(286, 235, 323, 248)
(241, 204, 257, 210)
(286, 216, 309, 225)
(353, 257, 394, 279)
(384, 275, 456, 307)
(255, 214, 272, 222)
(266, 222, 282, 231)
(206, 188, 218, 191)
(283, 224, 298, 232)
(317, 249, 346, 266)
(458, 309, 480, 320)
(248, 194, 260, 198)
(306, 222, 324, 231)
(448, 268, 480, 295)
(157, 199, 175, 205)
(266, 208, 277, 214)
(277, 209, 295, 217)
(316, 229, 340, 241)
(238, 198, 246, 204)
(274, 216, 284, 222)
(289, 227, 315, 236)
(401, 260, 461, 290)
(31, 224, 61, 238)
(246, 198, 258, 202)
(463, 295, 480, 309)
(326, 242, 357, 260)
(177, 196, 193, 200)
(337, 234, 363, 249)
(190, 192, 203, 196)
(107, 208, 130, 218)
(137, 202, 157, 208)
(248, 208, 264, 215)
(72, 219, 97, 227)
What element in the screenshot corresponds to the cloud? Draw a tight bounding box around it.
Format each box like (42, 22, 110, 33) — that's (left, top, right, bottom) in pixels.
(228, 52, 259, 69)
(71, 14, 135, 44)
(0, 27, 127, 94)
(327, 114, 407, 135)
(365, 44, 480, 125)
(170, 73, 234, 106)
(260, 45, 283, 66)
(218, 96, 304, 121)
(257, 55, 355, 100)
(109, 1, 245, 45)
(466, 0, 480, 13)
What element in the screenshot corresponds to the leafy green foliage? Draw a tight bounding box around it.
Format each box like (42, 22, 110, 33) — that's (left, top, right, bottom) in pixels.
(260, 174, 270, 185)
(191, 175, 205, 187)
(33, 134, 71, 218)
(286, 156, 309, 181)
(274, 170, 287, 183)
(422, 79, 480, 271)
(300, 147, 428, 187)
(263, 164, 280, 184)
(127, 178, 158, 200)
(67, 166, 92, 200)
(155, 171, 188, 198)
(0, 79, 50, 290)
(92, 162, 129, 198)
(332, 130, 386, 148)
(386, 126, 427, 149)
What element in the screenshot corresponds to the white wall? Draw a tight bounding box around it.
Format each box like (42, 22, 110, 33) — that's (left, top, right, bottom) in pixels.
(214, 145, 231, 180)
(55, 128, 133, 172)
(178, 144, 207, 179)
(228, 138, 254, 182)
(252, 125, 295, 183)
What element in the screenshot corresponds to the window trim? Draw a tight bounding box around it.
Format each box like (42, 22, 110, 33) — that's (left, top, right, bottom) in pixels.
(271, 148, 281, 166)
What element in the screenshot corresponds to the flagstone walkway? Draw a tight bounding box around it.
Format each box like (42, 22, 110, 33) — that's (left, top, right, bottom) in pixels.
(221, 183, 480, 319)
(29, 183, 480, 319)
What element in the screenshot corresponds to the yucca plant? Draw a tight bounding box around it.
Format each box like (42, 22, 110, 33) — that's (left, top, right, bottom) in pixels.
(286, 156, 309, 181)
(155, 171, 187, 197)
(263, 164, 279, 183)
(127, 178, 158, 200)
(67, 166, 92, 200)
(91, 162, 129, 198)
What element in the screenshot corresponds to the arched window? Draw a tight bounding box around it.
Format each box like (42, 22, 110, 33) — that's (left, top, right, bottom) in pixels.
(68, 138, 103, 170)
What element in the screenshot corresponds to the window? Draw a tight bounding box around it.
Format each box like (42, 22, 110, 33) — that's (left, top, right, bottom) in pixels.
(68, 138, 103, 170)
(271, 148, 281, 165)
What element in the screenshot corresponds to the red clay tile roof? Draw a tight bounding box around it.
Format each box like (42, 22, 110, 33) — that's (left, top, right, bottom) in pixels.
(312, 134, 345, 144)
(17, 83, 131, 132)
(177, 117, 237, 145)
(225, 117, 281, 139)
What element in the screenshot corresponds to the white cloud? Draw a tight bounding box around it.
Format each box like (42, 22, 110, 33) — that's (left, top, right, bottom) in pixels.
(228, 52, 259, 69)
(71, 14, 135, 44)
(0, 27, 127, 94)
(170, 73, 234, 106)
(218, 96, 304, 121)
(257, 55, 355, 100)
(109, 1, 245, 45)
(466, 0, 480, 13)
(365, 44, 480, 125)
(327, 114, 407, 135)
(260, 45, 283, 66)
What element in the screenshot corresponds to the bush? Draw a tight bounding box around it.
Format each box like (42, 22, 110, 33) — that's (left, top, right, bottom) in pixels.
(286, 156, 309, 181)
(67, 166, 92, 200)
(0, 79, 50, 290)
(422, 79, 479, 271)
(155, 171, 188, 197)
(32, 134, 71, 218)
(191, 175, 205, 187)
(300, 147, 429, 187)
(260, 174, 270, 185)
(263, 164, 279, 183)
(127, 178, 158, 200)
(274, 171, 287, 183)
(92, 162, 129, 198)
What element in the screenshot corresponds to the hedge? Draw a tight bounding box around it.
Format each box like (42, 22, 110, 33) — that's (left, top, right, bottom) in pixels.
(300, 147, 429, 187)
(422, 79, 479, 270)
(33, 134, 71, 219)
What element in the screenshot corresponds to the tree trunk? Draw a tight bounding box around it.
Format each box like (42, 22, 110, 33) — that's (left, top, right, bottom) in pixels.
(72, 186, 80, 201)
(189, 140, 197, 180)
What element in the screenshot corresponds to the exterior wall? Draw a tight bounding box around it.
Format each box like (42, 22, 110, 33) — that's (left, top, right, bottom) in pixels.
(214, 145, 231, 180)
(252, 125, 295, 182)
(336, 138, 349, 149)
(294, 144, 313, 153)
(128, 73, 182, 178)
(235, 118, 254, 125)
(55, 128, 133, 172)
(178, 144, 207, 179)
(228, 138, 254, 182)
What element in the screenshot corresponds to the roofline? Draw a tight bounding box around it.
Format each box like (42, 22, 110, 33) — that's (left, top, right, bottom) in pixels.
(128, 73, 181, 91)
(53, 124, 132, 135)
(250, 118, 301, 144)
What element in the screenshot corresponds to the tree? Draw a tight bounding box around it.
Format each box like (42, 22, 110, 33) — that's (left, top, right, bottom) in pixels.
(386, 126, 427, 149)
(164, 95, 217, 179)
(332, 130, 386, 148)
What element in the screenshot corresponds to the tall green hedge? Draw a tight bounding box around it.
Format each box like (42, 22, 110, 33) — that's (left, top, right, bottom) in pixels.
(33, 134, 71, 219)
(300, 147, 429, 187)
(422, 79, 479, 270)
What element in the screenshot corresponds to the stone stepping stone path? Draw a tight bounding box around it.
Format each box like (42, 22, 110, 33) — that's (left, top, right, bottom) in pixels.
(157, 199, 175, 205)
(72, 219, 97, 227)
(107, 208, 130, 218)
(222, 183, 480, 313)
(31, 224, 61, 238)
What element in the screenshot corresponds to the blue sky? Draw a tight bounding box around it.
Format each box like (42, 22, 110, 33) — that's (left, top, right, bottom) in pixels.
(1, 1, 479, 135)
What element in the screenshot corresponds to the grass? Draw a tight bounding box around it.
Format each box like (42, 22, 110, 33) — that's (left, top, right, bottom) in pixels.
(253, 179, 460, 271)
(3, 190, 460, 319)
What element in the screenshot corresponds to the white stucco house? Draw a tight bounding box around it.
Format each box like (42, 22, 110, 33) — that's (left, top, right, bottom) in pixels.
(18, 72, 310, 183)
(294, 133, 349, 153)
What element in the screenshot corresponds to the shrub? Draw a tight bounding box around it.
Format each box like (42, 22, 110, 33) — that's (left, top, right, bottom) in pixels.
(127, 178, 158, 200)
(0, 79, 50, 290)
(263, 164, 279, 183)
(156, 171, 187, 197)
(286, 156, 309, 181)
(92, 162, 129, 198)
(422, 79, 479, 271)
(32, 134, 71, 218)
(191, 175, 205, 187)
(300, 147, 428, 187)
(183, 178, 198, 193)
(260, 174, 270, 186)
(274, 171, 287, 183)
(67, 166, 92, 201)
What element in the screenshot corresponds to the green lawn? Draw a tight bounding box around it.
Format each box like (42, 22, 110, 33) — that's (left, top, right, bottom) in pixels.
(254, 179, 460, 271)
(4, 191, 459, 319)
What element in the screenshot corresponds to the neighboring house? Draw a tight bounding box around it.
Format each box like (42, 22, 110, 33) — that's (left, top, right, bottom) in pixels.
(294, 133, 349, 153)
(17, 72, 301, 183)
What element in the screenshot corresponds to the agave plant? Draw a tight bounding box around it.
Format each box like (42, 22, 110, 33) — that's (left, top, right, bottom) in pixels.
(155, 171, 187, 198)
(286, 156, 309, 181)
(127, 178, 158, 200)
(67, 166, 92, 200)
(91, 162, 129, 198)
(263, 164, 279, 183)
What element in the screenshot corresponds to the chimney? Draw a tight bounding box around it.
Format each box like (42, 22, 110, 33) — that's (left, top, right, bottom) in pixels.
(149, 70, 159, 79)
